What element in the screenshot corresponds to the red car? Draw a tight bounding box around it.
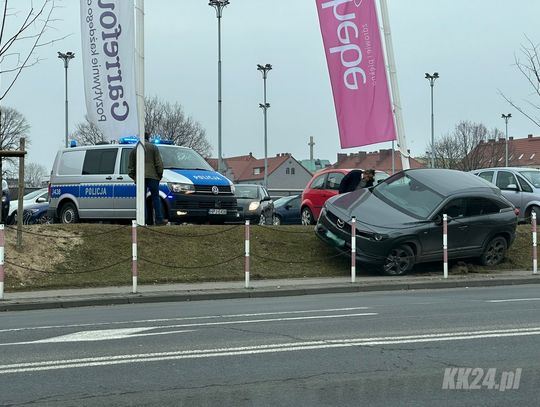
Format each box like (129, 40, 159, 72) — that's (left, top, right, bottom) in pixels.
(300, 168, 388, 225)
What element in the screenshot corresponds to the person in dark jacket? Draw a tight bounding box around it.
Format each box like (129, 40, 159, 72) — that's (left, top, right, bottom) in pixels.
(128, 132, 166, 225)
(338, 170, 363, 194)
(358, 168, 375, 189)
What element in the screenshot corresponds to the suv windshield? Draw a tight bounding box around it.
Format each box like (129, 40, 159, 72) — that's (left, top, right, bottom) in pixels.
(373, 173, 444, 219)
(158, 145, 213, 171)
(518, 170, 540, 188)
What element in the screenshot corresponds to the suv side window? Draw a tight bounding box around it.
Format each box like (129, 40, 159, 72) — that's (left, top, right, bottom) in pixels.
(478, 171, 494, 184)
(58, 150, 85, 175)
(496, 171, 518, 190)
(517, 175, 533, 193)
(119, 148, 134, 175)
(442, 198, 467, 218)
(82, 149, 117, 175)
(310, 174, 326, 190)
(466, 197, 501, 216)
(326, 172, 344, 190)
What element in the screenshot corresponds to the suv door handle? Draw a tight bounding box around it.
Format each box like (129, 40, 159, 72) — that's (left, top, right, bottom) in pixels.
(116, 176, 124, 180)
(458, 225, 469, 230)
(105, 176, 112, 180)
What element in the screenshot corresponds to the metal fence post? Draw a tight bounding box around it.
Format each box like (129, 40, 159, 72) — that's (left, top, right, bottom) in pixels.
(0, 224, 4, 299)
(351, 217, 356, 283)
(443, 214, 448, 279)
(245, 220, 250, 288)
(132, 220, 138, 293)
(533, 212, 537, 275)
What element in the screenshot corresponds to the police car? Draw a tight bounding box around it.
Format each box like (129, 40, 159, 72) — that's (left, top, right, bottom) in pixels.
(47, 138, 238, 224)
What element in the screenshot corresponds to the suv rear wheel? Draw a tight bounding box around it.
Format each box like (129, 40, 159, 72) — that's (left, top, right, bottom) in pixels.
(60, 202, 79, 224)
(480, 236, 507, 266)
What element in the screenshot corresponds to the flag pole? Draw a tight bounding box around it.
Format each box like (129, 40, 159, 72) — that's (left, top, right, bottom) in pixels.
(379, 0, 410, 170)
(135, 0, 145, 225)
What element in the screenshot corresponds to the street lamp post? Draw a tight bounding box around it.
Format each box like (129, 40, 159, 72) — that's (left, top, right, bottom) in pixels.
(257, 63, 272, 189)
(58, 51, 75, 148)
(502, 113, 512, 167)
(209, 0, 230, 175)
(425, 72, 439, 168)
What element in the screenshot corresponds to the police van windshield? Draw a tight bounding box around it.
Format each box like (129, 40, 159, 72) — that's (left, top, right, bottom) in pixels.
(158, 145, 213, 171)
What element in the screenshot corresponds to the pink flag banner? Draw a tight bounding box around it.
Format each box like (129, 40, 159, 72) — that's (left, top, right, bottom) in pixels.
(316, 0, 396, 148)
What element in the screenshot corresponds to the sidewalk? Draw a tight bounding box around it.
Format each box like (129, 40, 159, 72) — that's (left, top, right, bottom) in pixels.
(1, 270, 539, 312)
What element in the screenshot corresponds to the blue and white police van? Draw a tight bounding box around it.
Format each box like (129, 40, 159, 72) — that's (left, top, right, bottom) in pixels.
(47, 138, 238, 224)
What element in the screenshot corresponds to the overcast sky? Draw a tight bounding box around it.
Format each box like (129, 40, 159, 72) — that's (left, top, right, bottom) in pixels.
(2, 0, 539, 173)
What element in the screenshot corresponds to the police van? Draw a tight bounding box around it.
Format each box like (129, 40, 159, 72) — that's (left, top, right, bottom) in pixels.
(47, 138, 238, 224)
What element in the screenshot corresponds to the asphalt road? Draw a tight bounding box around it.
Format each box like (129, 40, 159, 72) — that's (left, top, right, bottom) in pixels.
(1, 285, 540, 406)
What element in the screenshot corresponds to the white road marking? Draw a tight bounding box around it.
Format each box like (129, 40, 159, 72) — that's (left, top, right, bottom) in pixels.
(1, 326, 540, 374)
(0, 307, 371, 334)
(0, 313, 377, 346)
(488, 298, 540, 303)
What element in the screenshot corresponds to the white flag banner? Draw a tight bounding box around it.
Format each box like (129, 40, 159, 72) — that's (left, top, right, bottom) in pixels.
(80, 0, 138, 141)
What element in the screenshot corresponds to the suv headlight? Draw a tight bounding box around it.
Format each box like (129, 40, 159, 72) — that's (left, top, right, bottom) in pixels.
(230, 184, 235, 194)
(357, 229, 388, 241)
(248, 201, 260, 211)
(168, 183, 195, 194)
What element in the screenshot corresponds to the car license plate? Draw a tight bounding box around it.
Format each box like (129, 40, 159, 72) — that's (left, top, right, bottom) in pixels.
(208, 209, 227, 215)
(326, 230, 346, 247)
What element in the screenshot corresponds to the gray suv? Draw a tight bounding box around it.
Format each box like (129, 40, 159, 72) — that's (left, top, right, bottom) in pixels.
(471, 167, 540, 222)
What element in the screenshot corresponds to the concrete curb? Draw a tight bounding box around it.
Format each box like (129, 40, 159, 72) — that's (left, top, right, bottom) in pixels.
(1, 276, 539, 312)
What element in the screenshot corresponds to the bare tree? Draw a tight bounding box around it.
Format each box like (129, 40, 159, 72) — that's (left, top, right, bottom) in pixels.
(499, 36, 540, 128)
(24, 162, 47, 187)
(431, 121, 509, 171)
(74, 96, 213, 157)
(0, 105, 30, 176)
(72, 116, 107, 146)
(145, 96, 212, 157)
(0, 0, 64, 101)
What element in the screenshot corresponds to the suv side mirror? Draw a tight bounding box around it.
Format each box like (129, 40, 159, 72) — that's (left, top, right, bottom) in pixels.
(433, 214, 453, 225)
(37, 197, 47, 203)
(262, 196, 272, 202)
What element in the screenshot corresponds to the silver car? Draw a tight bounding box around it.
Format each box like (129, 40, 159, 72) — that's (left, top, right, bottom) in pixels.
(471, 167, 540, 222)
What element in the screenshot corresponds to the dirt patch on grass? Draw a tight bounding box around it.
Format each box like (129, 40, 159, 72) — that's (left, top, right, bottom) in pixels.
(4, 225, 83, 289)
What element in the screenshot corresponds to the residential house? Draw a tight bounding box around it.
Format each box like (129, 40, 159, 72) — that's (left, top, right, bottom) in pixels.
(332, 149, 424, 174)
(299, 158, 332, 174)
(208, 153, 313, 191)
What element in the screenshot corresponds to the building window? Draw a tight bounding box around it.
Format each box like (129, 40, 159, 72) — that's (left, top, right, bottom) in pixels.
(531, 153, 536, 160)
(286, 168, 290, 174)
(291, 167, 295, 175)
(519, 154, 524, 160)
(253, 168, 260, 175)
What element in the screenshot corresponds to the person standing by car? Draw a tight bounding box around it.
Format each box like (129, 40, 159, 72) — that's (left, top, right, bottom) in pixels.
(128, 132, 166, 226)
(1, 179, 10, 223)
(358, 169, 375, 189)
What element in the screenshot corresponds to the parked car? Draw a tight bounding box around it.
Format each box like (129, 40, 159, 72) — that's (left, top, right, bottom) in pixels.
(316, 169, 517, 276)
(272, 195, 301, 225)
(471, 167, 540, 222)
(1, 180, 9, 223)
(301, 168, 388, 225)
(234, 184, 274, 224)
(22, 201, 53, 224)
(7, 187, 49, 225)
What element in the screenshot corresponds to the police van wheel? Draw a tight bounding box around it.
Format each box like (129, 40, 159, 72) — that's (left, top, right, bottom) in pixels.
(60, 203, 79, 224)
